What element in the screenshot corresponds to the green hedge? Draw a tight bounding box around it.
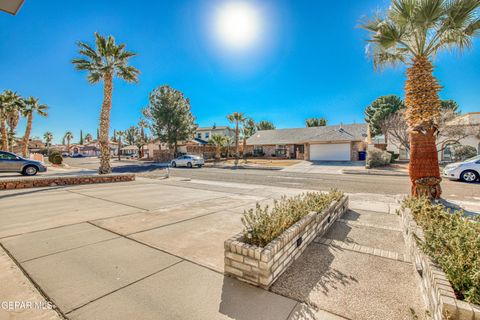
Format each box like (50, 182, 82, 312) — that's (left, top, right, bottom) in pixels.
(242, 190, 344, 247)
(403, 197, 480, 304)
(48, 151, 63, 165)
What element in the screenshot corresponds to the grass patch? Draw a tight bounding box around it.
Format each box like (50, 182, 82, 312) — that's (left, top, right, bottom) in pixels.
(403, 197, 480, 305)
(242, 190, 344, 247)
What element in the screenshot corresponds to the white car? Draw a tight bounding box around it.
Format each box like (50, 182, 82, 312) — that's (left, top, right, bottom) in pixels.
(442, 155, 480, 183)
(170, 155, 205, 168)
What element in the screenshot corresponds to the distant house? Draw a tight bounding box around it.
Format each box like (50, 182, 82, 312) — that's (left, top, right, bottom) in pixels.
(386, 112, 480, 161)
(246, 123, 368, 161)
(69, 140, 119, 157)
(12, 138, 45, 155)
(120, 145, 139, 157)
(195, 126, 235, 141)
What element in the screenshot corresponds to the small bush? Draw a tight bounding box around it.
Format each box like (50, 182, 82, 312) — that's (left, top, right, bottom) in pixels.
(366, 148, 391, 168)
(48, 151, 63, 165)
(386, 151, 399, 163)
(242, 190, 344, 247)
(403, 197, 480, 304)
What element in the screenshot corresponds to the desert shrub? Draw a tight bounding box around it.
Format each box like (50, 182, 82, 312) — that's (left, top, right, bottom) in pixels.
(403, 197, 480, 304)
(386, 151, 399, 163)
(242, 189, 344, 247)
(48, 151, 63, 165)
(451, 145, 477, 162)
(366, 148, 392, 168)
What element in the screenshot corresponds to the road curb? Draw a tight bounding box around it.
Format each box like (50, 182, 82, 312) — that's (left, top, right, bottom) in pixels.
(342, 169, 408, 177)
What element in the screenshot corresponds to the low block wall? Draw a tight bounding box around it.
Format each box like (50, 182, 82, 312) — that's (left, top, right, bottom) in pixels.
(400, 207, 480, 320)
(224, 195, 349, 289)
(0, 173, 135, 190)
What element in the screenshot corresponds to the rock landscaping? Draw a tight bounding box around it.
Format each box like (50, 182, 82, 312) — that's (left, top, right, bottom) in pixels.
(0, 173, 135, 190)
(401, 198, 480, 320)
(224, 190, 348, 288)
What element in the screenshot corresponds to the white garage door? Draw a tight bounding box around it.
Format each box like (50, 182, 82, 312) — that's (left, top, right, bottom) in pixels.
(310, 143, 351, 161)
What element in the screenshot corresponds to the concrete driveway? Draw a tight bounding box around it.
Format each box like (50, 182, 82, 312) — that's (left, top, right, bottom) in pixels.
(281, 161, 365, 174)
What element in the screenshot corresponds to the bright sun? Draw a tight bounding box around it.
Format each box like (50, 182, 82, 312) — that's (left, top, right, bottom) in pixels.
(213, 1, 262, 51)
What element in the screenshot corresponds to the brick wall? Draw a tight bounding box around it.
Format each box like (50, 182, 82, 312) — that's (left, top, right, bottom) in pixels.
(400, 207, 480, 320)
(0, 174, 135, 190)
(224, 195, 349, 289)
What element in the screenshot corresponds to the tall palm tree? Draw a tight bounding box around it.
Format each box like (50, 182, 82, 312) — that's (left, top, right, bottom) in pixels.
(362, 0, 480, 198)
(0, 90, 24, 151)
(72, 33, 140, 174)
(64, 131, 74, 155)
(242, 118, 256, 159)
(227, 112, 246, 159)
(43, 132, 53, 155)
(21, 97, 48, 157)
(116, 130, 124, 161)
(209, 134, 226, 161)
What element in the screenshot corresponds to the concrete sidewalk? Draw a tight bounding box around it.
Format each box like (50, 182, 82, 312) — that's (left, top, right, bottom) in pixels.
(0, 177, 421, 319)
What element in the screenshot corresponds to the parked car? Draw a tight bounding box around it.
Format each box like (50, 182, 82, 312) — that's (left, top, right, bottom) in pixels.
(71, 153, 85, 158)
(170, 155, 205, 168)
(442, 155, 480, 183)
(0, 151, 47, 176)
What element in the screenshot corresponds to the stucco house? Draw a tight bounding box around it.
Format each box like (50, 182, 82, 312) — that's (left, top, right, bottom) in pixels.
(195, 126, 235, 141)
(385, 112, 480, 161)
(246, 123, 368, 161)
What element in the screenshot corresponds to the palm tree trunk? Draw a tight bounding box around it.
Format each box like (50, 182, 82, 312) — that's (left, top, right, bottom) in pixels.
(22, 114, 33, 157)
(242, 138, 247, 160)
(67, 138, 70, 156)
(405, 56, 442, 199)
(1, 119, 9, 151)
(235, 122, 239, 156)
(99, 72, 113, 174)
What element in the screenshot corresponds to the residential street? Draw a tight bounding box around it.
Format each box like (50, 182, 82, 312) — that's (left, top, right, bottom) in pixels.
(63, 157, 480, 202)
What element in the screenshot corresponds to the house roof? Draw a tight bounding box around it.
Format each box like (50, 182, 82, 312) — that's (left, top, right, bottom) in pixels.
(196, 126, 232, 131)
(246, 123, 368, 145)
(121, 145, 139, 151)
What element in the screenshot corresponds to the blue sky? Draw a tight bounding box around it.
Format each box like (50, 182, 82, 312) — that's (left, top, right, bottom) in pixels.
(1, 0, 479, 143)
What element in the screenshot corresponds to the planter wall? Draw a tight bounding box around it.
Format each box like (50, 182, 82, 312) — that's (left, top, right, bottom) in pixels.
(400, 207, 480, 320)
(0, 173, 135, 190)
(224, 195, 349, 289)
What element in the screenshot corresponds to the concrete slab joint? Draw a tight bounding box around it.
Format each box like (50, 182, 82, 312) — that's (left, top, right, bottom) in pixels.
(224, 195, 349, 289)
(400, 207, 480, 320)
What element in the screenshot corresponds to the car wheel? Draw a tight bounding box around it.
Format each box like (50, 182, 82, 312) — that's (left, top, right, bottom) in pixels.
(460, 170, 478, 183)
(197, 165, 203, 168)
(171, 161, 176, 168)
(22, 165, 38, 176)
(187, 162, 193, 168)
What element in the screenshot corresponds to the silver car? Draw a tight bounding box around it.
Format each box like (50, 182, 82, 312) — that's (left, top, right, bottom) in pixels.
(0, 151, 47, 176)
(442, 155, 480, 183)
(170, 155, 205, 168)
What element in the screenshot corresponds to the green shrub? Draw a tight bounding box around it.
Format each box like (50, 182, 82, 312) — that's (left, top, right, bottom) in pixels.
(366, 148, 392, 168)
(403, 197, 480, 304)
(386, 151, 399, 163)
(242, 190, 344, 247)
(48, 151, 63, 165)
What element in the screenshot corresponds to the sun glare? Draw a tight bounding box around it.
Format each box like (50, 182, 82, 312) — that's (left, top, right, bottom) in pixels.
(213, 1, 262, 51)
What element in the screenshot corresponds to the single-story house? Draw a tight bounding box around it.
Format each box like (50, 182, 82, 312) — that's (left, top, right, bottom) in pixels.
(246, 123, 368, 161)
(120, 145, 139, 157)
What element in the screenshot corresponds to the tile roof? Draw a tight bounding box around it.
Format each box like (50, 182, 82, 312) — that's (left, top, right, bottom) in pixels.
(246, 123, 368, 145)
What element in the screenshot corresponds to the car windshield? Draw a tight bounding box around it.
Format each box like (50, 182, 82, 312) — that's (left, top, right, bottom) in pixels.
(463, 155, 480, 162)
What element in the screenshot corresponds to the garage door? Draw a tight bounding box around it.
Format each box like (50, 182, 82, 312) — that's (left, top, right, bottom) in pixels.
(309, 143, 351, 161)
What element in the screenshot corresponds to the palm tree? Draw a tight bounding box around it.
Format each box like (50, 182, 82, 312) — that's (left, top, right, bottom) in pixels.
(362, 0, 480, 198)
(21, 97, 48, 157)
(64, 131, 74, 155)
(72, 33, 139, 174)
(225, 136, 234, 158)
(305, 117, 328, 127)
(116, 130, 124, 161)
(227, 112, 246, 159)
(43, 132, 53, 155)
(137, 119, 148, 158)
(0, 90, 24, 151)
(209, 134, 226, 161)
(84, 133, 93, 143)
(256, 120, 275, 131)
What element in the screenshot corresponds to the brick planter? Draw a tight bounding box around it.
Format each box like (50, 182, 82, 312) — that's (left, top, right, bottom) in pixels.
(0, 173, 135, 190)
(224, 195, 348, 289)
(400, 207, 480, 320)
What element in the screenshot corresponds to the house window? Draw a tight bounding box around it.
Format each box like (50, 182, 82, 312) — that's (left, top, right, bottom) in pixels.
(205, 132, 210, 139)
(253, 146, 264, 156)
(275, 145, 287, 156)
(197, 133, 202, 139)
